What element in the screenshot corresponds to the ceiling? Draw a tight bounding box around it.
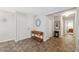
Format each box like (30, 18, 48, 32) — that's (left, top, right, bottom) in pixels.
(0, 7, 73, 15)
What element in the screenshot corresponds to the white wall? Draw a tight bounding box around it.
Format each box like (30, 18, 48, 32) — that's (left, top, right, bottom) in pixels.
(0, 11, 16, 42)
(0, 10, 34, 42)
(75, 8, 79, 51)
(47, 15, 54, 37)
(60, 16, 64, 36)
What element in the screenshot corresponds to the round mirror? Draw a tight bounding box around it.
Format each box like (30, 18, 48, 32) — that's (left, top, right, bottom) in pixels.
(35, 19, 41, 27)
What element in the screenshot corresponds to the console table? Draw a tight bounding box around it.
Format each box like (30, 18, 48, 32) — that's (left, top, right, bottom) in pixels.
(54, 31, 59, 37)
(31, 31, 43, 42)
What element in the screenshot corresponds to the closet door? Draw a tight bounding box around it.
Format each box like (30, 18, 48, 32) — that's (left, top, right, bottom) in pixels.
(16, 13, 31, 41)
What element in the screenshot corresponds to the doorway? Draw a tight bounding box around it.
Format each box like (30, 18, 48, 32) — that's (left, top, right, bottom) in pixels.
(62, 10, 76, 51)
(63, 14, 75, 35)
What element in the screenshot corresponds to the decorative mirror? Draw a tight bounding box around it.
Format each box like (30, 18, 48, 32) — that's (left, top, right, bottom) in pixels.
(54, 21, 60, 30)
(35, 19, 41, 27)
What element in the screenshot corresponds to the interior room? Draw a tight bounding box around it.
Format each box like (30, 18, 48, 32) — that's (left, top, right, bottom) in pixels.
(0, 7, 79, 52)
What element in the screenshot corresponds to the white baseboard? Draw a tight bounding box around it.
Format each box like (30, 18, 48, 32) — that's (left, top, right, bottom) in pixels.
(0, 39, 15, 43)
